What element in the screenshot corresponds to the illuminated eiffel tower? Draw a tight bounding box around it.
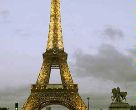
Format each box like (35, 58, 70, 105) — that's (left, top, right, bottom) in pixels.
(23, 0, 88, 110)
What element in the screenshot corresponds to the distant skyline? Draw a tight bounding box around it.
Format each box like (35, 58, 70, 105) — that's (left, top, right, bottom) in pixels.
(0, 0, 135, 110)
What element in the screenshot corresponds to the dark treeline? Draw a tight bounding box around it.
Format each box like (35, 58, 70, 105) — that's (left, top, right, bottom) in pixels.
(130, 105, 136, 110)
(0, 108, 8, 110)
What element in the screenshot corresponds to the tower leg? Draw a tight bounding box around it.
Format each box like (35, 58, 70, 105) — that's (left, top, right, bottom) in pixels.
(72, 93, 88, 110)
(60, 62, 73, 84)
(36, 63, 51, 86)
(23, 94, 40, 110)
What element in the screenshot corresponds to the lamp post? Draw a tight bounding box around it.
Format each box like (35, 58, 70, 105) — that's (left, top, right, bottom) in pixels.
(87, 97, 90, 110)
(15, 103, 18, 110)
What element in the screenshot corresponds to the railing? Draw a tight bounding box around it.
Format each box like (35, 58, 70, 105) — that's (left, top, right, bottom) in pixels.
(31, 84, 78, 92)
(46, 84, 63, 89)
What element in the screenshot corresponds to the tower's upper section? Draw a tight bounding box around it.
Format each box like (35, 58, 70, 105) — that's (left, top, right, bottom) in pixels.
(46, 0, 64, 50)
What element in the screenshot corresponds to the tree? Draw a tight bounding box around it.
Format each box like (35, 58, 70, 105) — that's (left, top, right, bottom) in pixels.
(130, 105, 136, 110)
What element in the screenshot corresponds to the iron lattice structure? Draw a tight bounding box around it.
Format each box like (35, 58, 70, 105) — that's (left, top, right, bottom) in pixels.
(22, 0, 88, 110)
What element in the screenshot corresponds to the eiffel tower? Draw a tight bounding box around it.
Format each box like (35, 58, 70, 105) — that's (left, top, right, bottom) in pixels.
(23, 0, 88, 110)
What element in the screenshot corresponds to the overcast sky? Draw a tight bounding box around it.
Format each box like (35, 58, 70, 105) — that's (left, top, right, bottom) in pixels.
(0, 0, 135, 110)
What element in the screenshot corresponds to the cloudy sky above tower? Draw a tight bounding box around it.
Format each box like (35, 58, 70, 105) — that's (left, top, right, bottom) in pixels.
(0, 0, 135, 110)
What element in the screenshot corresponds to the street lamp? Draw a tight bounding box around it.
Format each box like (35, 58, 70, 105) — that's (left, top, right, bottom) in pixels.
(87, 97, 90, 110)
(15, 103, 18, 110)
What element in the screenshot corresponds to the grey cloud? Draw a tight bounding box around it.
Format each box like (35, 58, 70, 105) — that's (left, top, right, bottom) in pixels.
(0, 86, 30, 109)
(73, 44, 135, 83)
(128, 49, 135, 58)
(15, 29, 31, 38)
(81, 92, 111, 110)
(0, 10, 10, 23)
(0, 10, 9, 17)
(102, 25, 124, 40)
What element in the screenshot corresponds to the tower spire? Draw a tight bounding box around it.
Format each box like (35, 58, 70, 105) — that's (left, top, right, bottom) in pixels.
(47, 0, 64, 50)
